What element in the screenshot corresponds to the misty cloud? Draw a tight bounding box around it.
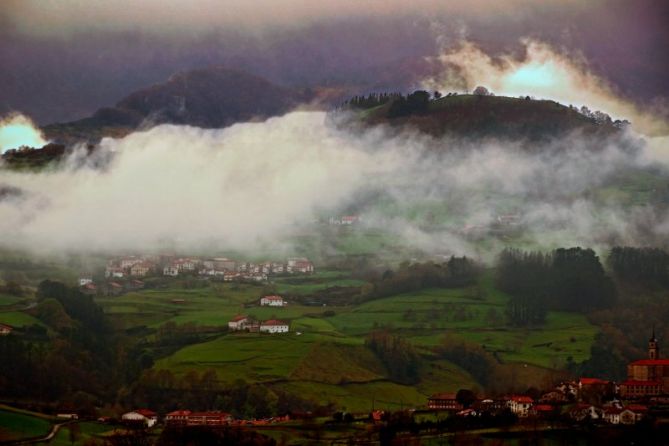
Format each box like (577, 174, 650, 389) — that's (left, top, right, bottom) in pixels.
(422, 39, 669, 136)
(1, 110, 668, 259)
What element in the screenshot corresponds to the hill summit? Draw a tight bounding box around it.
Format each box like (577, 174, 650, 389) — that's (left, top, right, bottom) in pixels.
(342, 90, 626, 142)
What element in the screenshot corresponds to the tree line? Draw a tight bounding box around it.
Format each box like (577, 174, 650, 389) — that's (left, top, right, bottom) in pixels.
(496, 247, 616, 326)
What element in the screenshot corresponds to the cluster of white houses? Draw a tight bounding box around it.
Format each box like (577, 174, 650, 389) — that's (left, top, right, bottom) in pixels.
(102, 255, 314, 281)
(228, 315, 289, 334)
(120, 409, 289, 428)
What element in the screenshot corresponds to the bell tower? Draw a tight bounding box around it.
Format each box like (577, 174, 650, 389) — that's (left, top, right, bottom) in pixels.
(649, 327, 659, 360)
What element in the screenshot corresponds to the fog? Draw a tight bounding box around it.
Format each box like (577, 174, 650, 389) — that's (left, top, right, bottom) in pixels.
(1, 110, 668, 259)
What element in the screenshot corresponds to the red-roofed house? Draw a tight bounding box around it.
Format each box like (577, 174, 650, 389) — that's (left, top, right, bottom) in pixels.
(122, 409, 158, 427)
(186, 412, 232, 426)
(165, 410, 191, 426)
(621, 404, 648, 424)
(228, 315, 248, 331)
(0, 323, 13, 336)
(427, 393, 463, 411)
(506, 396, 534, 417)
(259, 320, 289, 334)
(620, 331, 669, 397)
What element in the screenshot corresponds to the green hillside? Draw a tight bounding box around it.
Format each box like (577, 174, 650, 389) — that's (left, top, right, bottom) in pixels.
(353, 93, 621, 142)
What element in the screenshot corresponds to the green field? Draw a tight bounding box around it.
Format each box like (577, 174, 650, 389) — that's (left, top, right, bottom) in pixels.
(145, 270, 597, 411)
(0, 408, 52, 442)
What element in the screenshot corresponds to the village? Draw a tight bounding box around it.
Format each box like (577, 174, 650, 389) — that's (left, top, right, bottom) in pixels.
(76, 255, 315, 298)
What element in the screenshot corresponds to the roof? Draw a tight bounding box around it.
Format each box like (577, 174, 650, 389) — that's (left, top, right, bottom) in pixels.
(134, 409, 157, 417)
(0, 323, 13, 330)
(621, 379, 662, 386)
(580, 377, 608, 385)
(629, 359, 669, 366)
(189, 411, 231, 417)
(625, 404, 648, 412)
(230, 315, 248, 322)
(109, 282, 123, 288)
(534, 404, 554, 412)
(605, 407, 623, 415)
(429, 393, 457, 400)
(167, 410, 191, 416)
(261, 319, 288, 326)
(262, 295, 283, 301)
(508, 395, 533, 403)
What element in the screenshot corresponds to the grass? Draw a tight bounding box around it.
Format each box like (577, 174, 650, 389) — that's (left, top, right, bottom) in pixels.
(0, 409, 52, 442)
(0, 311, 43, 327)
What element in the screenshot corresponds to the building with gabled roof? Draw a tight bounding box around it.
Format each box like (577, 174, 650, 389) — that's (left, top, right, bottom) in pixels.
(0, 323, 13, 336)
(122, 409, 158, 427)
(259, 319, 289, 333)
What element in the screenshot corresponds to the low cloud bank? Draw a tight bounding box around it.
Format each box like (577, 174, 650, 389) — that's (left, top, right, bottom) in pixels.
(1, 110, 668, 259)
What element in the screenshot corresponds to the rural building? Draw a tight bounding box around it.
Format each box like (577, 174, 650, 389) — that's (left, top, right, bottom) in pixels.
(287, 258, 314, 274)
(165, 410, 191, 426)
(427, 393, 463, 411)
(105, 266, 124, 278)
(620, 331, 669, 398)
(603, 407, 622, 424)
(163, 265, 179, 277)
(186, 412, 232, 426)
(260, 295, 285, 307)
(259, 320, 289, 333)
(80, 282, 97, 295)
(228, 315, 248, 331)
(175, 258, 197, 272)
(506, 396, 534, 417)
(119, 256, 144, 269)
(126, 280, 145, 291)
(79, 276, 93, 286)
(212, 257, 236, 271)
(122, 409, 158, 427)
(103, 282, 124, 297)
(130, 262, 152, 277)
(0, 323, 13, 336)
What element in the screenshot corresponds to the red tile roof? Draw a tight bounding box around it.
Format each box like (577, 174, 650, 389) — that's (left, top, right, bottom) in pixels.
(508, 395, 533, 403)
(625, 404, 648, 412)
(135, 409, 157, 417)
(261, 319, 287, 326)
(629, 359, 669, 366)
(579, 377, 608, 385)
(263, 295, 283, 301)
(534, 404, 554, 412)
(167, 410, 191, 417)
(230, 315, 247, 322)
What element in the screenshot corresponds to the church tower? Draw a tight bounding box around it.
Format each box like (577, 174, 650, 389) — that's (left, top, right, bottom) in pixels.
(649, 327, 659, 360)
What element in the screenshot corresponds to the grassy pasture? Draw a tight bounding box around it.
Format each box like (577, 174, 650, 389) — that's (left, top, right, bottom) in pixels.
(0, 408, 52, 442)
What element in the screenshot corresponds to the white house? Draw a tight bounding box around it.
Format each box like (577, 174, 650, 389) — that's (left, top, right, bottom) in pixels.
(120, 257, 144, 269)
(79, 277, 93, 286)
(259, 320, 289, 333)
(163, 265, 179, 277)
(122, 409, 158, 427)
(228, 315, 248, 331)
(506, 396, 533, 417)
(260, 295, 285, 307)
(286, 258, 314, 274)
(105, 266, 124, 278)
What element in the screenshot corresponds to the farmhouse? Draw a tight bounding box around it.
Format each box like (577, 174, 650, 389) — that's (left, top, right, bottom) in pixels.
(80, 282, 97, 295)
(165, 410, 191, 426)
(506, 395, 534, 417)
(620, 331, 669, 398)
(259, 320, 289, 333)
(228, 315, 248, 331)
(0, 323, 13, 336)
(427, 393, 463, 411)
(260, 295, 285, 307)
(287, 258, 314, 274)
(122, 409, 158, 427)
(163, 265, 179, 277)
(130, 262, 152, 277)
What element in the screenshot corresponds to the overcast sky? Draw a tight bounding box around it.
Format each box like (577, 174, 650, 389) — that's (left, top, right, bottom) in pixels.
(1, 0, 667, 124)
